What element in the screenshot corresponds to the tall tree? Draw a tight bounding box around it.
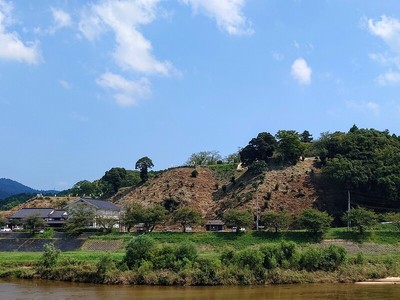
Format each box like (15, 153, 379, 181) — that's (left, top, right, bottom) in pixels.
(223, 209, 253, 233)
(239, 132, 276, 166)
(172, 207, 202, 232)
(101, 167, 127, 193)
(276, 130, 304, 164)
(300, 130, 313, 143)
(135, 156, 154, 182)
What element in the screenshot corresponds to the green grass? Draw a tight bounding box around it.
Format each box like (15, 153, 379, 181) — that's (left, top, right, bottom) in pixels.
(325, 227, 400, 244)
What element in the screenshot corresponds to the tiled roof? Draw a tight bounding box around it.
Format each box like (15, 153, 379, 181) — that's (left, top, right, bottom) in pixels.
(8, 208, 54, 219)
(74, 198, 120, 211)
(50, 210, 67, 218)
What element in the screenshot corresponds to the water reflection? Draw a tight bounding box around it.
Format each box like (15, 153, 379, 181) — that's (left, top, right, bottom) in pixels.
(1, 279, 399, 300)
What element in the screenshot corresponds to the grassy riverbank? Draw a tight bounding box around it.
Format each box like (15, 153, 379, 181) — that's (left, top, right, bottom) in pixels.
(0, 230, 399, 285)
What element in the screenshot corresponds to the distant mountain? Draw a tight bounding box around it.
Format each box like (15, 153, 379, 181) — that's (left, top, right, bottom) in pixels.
(0, 178, 59, 200)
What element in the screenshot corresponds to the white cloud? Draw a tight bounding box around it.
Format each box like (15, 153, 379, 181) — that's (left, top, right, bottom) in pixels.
(181, 0, 253, 35)
(0, 0, 40, 64)
(96, 72, 151, 107)
(69, 111, 89, 123)
(346, 100, 380, 114)
(291, 58, 311, 85)
(58, 79, 71, 89)
(368, 15, 400, 52)
(50, 7, 72, 33)
(376, 70, 400, 85)
(79, 0, 172, 75)
(272, 51, 284, 61)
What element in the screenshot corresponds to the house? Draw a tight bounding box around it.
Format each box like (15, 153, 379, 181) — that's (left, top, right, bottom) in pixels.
(205, 220, 225, 231)
(64, 198, 121, 229)
(7, 208, 68, 228)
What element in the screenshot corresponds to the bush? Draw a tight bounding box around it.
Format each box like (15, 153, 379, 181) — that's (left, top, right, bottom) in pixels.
(299, 245, 347, 271)
(97, 253, 116, 277)
(38, 243, 60, 270)
(122, 235, 157, 270)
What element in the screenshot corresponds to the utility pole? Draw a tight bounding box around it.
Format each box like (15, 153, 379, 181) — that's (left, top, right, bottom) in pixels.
(347, 190, 351, 231)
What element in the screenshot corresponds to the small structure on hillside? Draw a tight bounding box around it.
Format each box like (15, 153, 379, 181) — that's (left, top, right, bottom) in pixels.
(205, 220, 225, 231)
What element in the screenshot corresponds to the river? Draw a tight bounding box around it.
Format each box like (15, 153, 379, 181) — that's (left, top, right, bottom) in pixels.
(1, 279, 399, 299)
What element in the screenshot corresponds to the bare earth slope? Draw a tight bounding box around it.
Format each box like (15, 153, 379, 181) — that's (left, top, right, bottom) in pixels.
(115, 159, 319, 219)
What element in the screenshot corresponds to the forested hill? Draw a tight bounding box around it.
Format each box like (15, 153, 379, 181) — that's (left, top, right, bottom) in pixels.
(0, 178, 58, 200)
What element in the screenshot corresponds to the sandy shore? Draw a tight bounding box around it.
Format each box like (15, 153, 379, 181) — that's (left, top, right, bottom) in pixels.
(356, 277, 400, 285)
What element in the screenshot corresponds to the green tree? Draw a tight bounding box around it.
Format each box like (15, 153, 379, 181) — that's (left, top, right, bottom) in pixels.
(172, 207, 202, 232)
(300, 130, 313, 143)
(223, 209, 253, 233)
(140, 205, 167, 232)
(64, 204, 96, 235)
(298, 209, 332, 235)
(261, 211, 291, 233)
(186, 150, 222, 166)
(123, 203, 166, 232)
(239, 132, 276, 166)
(135, 156, 154, 182)
(101, 167, 127, 193)
(96, 215, 119, 233)
(122, 202, 144, 232)
(276, 130, 304, 164)
(342, 207, 378, 234)
(23, 214, 47, 234)
(385, 212, 400, 232)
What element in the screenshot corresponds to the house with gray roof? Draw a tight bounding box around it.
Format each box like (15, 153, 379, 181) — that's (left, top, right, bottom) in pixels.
(65, 198, 121, 230)
(8, 208, 67, 227)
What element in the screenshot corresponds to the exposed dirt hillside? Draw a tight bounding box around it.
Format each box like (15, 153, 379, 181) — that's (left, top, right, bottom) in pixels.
(115, 158, 320, 219)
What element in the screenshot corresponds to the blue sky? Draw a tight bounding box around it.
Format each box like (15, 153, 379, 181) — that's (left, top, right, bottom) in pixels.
(1, 0, 400, 190)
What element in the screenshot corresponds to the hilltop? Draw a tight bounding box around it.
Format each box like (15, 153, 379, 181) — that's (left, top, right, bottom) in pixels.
(113, 158, 320, 219)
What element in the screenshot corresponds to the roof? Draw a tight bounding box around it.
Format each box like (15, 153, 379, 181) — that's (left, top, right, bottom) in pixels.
(8, 208, 54, 219)
(50, 210, 67, 218)
(67, 198, 120, 211)
(205, 220, 225, 226)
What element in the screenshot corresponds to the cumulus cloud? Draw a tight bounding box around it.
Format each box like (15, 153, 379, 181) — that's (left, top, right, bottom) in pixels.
(367, 16, 400, 85)
(346, 100, 380, 114)
(376, 70, 400, 85)
(96, 72, 151, 107)
(368, 15, 400, 52)
(181, 0, 253, 35)
(291, 58, 311, 85)
(50, 7, 72, 33)
(0, 0, 40, 64)
(79, 0, 172, 75)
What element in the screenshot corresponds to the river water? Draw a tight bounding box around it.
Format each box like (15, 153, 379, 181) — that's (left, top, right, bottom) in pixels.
(1, 279, 399, 300)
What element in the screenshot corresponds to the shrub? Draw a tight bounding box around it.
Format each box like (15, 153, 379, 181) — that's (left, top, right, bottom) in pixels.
(299, 245, 347, 271)
(237, 248, 264, 269)
(122, 235, 157, 270)
(97, 253, 116, 277)
(38, 243, 60, 270)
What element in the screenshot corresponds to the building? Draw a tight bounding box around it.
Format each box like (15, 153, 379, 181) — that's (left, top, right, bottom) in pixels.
(7, 208, 68, 228)
(205, 220, 225, 231)
(64, 198, 121, 229)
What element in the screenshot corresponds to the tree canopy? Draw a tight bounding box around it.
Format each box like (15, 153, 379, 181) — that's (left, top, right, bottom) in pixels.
(239, 132, 276, 166)
(135, 157, 154, 182)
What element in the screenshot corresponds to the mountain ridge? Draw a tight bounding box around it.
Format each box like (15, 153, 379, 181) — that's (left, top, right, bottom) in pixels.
(0, 178, 58, 200)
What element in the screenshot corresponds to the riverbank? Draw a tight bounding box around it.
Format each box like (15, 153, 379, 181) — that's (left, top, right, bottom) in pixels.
(0, 231, 399, 286)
